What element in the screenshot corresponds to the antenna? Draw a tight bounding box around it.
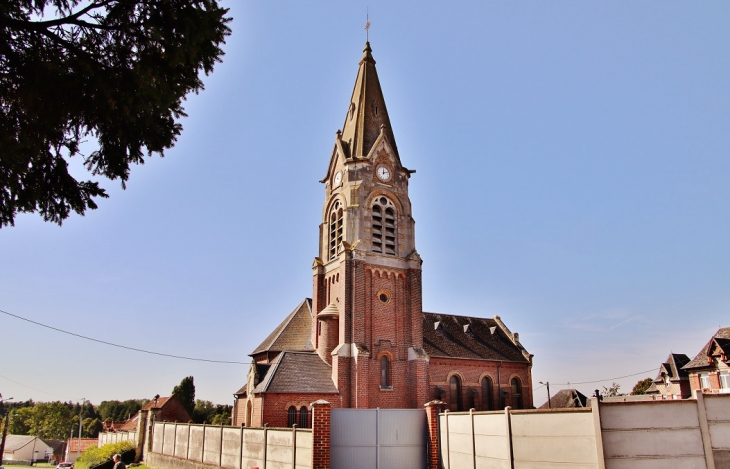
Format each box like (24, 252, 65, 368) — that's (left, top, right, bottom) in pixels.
(365, 9, 371, 42)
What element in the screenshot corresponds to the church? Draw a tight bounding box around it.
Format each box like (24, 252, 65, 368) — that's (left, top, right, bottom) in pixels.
(232, 43, 533, 428)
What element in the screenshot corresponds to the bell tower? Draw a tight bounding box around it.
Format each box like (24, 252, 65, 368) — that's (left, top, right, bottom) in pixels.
(312, 43, 428, 409)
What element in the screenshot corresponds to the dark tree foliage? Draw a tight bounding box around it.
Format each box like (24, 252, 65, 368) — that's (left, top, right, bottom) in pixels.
(172, 375, 195, 417)
(192, 399, 231, 424)
(97, 399, 146, 421)
(0, 0, 231, 226)
(631, 377, 654, 395)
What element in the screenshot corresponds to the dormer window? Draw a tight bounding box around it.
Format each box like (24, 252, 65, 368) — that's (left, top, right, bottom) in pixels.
(371, 197, 396, 255)
(329, 200, 343, 260)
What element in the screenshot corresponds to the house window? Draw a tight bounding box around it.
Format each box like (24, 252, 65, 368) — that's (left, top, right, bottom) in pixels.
(371, 197, 396, 255)
(449, 375, 462, 412)
(380, 355, 391, 388)
(481, 377, 494, 411)
(700, 373, 711, 390)
(287, 406, 297, 427)
(299, 406, 309, 428)
(720, 371, 730, 390)
(511, 378, 523, 409)
(329, 201, 343, 260)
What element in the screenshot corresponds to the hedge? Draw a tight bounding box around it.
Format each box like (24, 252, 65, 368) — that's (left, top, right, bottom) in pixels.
(74, 441, 135, 469)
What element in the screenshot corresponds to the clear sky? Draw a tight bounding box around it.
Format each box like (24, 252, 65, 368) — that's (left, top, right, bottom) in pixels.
(2, 1, 729, 408)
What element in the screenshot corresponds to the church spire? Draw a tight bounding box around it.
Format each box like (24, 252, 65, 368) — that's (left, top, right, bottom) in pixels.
(339, 42, 399, 162)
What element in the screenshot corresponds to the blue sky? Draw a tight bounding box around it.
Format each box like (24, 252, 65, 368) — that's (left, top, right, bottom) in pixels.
(1, 1, 729, 407)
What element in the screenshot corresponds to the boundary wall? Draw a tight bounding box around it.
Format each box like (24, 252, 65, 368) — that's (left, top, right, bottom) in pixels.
(438, 393, 730, 469)
(98, 430, 137, 446)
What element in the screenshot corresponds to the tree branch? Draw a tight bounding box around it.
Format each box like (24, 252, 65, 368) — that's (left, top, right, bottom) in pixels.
(1, 0, 116, 32)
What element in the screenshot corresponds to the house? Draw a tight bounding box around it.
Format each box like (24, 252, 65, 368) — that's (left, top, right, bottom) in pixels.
(116, 395, 192, 431)
(1, 435, 56, 462)
(232, 42, 533, 428)
(645, 353, 691, 399)
(64, 438, 98, 463)
(538, 389, 589, 409)
(683, 327, 730, 395)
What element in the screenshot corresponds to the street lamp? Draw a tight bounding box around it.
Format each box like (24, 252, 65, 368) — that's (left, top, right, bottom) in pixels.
(539, 381, 552, 409)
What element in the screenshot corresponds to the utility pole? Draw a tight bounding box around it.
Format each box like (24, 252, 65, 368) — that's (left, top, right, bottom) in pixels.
(77, 398, 86, 460)
(539, 381, 552, 409)
(0, 394, 13, 461)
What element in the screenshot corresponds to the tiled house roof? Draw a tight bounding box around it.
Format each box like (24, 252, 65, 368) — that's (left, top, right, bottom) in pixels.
(66, 438, 98, 453)
(652, 353, 690, 383)
(538, 389, 588, 409)
(683, 327, 730, 370)
(117, 395, 192, 431)
(422, 313, 529, 362)
(251, 299, 314, 356)
(253, 351, 337, 394)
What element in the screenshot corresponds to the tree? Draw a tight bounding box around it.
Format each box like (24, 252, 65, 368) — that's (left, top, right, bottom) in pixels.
(83, 417, 103, 438)
(602, 382, 623, 397)
(29, 402, 74, 439)
(631, 377, 654, 395)
(97, 399, 146, 422)
(0, 0, 231, 227)
(7, 407, 33, 435)
(172, 376, 195, 417)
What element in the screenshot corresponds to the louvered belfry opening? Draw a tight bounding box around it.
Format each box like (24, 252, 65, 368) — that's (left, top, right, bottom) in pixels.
(329, 200, 343, 260)
(372, 197, 396, 255)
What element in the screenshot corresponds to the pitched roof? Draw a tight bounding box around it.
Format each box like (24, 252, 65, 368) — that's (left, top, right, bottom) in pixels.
(683, 327, 730, 370)
(253, 352, 338, 394)
(2, 435, 52, 452)
(66, 438, 98, 452)
(422, 313, 529, 362)
(251, 299, 314, 356)
(538, 389, 588, 409)
(653, 353, 690, 383)
(339, 42, 400, 162)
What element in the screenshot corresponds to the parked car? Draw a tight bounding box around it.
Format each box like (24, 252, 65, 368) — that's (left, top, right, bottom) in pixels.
(56, 463, 74, 469)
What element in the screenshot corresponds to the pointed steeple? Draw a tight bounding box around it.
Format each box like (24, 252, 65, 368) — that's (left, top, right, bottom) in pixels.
(340, 42, 399, 162)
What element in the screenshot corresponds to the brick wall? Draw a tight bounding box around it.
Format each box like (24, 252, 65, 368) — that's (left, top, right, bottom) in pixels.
(259, 393, 341, 428)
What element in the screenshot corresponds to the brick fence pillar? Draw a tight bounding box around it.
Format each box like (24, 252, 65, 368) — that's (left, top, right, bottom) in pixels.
(311, 400, 331, 469)
(424, 400, 447, 469)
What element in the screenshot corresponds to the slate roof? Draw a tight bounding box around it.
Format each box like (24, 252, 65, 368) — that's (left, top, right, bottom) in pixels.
(652, 353, 690, 383)
(684, 327, 730, 370)
(422, 313, 529, 362)
(538, 389, 588, 409)
(251, 299, 314, 356)
(253, 351, 338, 394)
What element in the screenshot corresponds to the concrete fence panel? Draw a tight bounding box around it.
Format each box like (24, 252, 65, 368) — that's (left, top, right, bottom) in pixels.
(511, 409, 598, 468)
(162, 423, 176, 456)
(174, 423, 189, 459)
(600, 401, 706, 469)
(188, 425, 204, 462)
(442, 413, 475, 469)
(151, 423, 163, 454)
(241, 427, 266, 469)
(704, 394, 730, 467)
(203, 425, 223, 466)
(473, 411, 510, 468)
(221, 427, 242, 469)
(296, 430, 313, 469)
(266, 429, 295, 469)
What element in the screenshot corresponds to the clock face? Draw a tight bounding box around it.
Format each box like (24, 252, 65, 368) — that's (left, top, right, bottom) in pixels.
(334, 171, 342, 186)
(376, 165, 391, 181)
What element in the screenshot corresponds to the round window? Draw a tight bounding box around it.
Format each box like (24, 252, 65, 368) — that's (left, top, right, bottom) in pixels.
(379, 292, 389, 303)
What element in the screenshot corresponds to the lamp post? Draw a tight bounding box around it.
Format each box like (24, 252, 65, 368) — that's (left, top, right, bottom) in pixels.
(0, 394, 13, 462)
(539, 381, 551, 409)
(77, 398, 86, 460)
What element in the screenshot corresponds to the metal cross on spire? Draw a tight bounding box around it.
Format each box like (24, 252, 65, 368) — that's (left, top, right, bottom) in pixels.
(365, 10, 371, 42)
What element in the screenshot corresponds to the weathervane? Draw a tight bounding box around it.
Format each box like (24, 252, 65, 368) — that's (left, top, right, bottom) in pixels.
(365, 9, 371, 42)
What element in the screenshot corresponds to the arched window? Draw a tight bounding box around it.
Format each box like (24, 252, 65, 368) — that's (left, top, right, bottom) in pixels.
(299, 406, 309, 428)
(481, 377, 494, 411)
(328, 200, 343, 260)
(511, 378, 523, 409)
(380, 355, 391, 388)
(449, 375, 462, 412)
(287, 406, 297, 427)
(371, 197, 396, 255)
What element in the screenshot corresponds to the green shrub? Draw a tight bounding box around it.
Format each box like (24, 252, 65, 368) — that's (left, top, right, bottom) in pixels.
(74, 441, 135, 469)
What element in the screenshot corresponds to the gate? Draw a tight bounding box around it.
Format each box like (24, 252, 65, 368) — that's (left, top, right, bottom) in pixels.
(330, 408, 427, 469)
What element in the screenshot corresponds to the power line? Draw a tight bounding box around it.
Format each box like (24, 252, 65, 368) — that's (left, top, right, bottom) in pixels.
(551, 368, 656, 386)
(0, 373, 79, 401)
(0, 308, 252, 365)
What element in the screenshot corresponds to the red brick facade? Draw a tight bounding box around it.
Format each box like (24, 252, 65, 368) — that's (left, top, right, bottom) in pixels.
(233, 42, 533, 428)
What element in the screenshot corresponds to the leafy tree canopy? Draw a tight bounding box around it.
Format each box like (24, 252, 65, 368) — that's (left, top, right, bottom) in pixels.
(172, 375, 195, 417)
(192, 399, 231, 424)
(97, 399, 146, 421)
(602, 382, 623, 397)
(0, 0, 231, 227)
(631, 377, 654, 395)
